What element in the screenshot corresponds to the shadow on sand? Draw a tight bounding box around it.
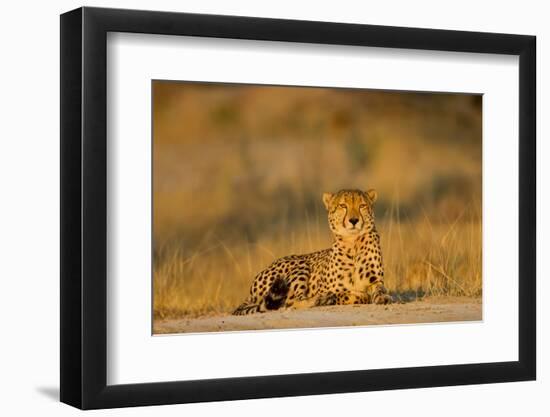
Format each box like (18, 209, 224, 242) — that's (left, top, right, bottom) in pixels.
(390, 290, 426, 304)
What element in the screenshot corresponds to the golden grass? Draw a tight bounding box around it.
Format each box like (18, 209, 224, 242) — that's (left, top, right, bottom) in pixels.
(153, 203, 481, 319)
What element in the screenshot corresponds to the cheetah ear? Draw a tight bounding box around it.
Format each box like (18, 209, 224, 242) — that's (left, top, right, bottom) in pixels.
(366, 189, 378, 203)
(322, 192, 333, 210)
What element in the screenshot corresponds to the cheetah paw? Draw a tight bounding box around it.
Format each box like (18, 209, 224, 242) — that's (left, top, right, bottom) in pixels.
(373, 293, 393, 305)
(315, 292, 338, 306)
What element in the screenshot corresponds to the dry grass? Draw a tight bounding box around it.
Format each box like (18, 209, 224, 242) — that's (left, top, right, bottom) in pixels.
(153, 203, 481, 319)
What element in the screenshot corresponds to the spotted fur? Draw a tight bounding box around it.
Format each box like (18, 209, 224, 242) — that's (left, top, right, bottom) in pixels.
(233, 189, 392, 315)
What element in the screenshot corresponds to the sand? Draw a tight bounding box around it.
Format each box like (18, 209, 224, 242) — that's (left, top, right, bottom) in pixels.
(153, 297, 482, 334)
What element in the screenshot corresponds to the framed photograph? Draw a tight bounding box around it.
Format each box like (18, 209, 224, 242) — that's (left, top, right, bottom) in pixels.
(60, 6, 536, 409)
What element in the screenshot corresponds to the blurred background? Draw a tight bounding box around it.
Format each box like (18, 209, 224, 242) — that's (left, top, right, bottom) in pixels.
(153, 81, 482, 319)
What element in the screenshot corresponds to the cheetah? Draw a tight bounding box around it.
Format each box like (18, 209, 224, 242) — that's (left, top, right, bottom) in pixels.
(233, 189, 392, 315)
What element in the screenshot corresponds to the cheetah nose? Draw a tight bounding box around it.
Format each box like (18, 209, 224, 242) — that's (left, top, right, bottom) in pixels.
(349, 218, 359, 226)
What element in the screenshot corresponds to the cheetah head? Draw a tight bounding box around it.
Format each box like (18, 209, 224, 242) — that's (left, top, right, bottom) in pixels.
(322, 189, 378, 238)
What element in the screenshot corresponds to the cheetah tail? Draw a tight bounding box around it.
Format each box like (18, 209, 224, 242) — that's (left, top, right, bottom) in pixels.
(233, 277, 290, 315)
(232, 301, 262, 316)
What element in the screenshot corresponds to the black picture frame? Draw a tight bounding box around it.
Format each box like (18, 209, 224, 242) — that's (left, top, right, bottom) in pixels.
(60, 6, 536, 410)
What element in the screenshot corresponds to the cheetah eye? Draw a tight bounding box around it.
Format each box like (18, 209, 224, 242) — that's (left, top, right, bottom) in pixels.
(359, 204, 368, 209)
(338, 204, 347, 209)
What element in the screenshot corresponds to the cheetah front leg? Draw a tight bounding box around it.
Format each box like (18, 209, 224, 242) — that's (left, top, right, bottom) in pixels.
(284, 292, 338, 310)
(315, 289, 391, 306)
(310, 291, 368, 306)
(296, 290, 363, 308)
(285, 296, 319, 310)
(317, 291, 369, 306)
(335, 291, 371, 305)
